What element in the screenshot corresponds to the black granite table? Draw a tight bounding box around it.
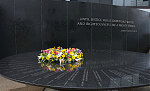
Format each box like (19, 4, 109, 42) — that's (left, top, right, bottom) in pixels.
(0, 50, 150, 90)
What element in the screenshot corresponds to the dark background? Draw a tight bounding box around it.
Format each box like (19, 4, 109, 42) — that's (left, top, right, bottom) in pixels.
(0, 0, 149, 59)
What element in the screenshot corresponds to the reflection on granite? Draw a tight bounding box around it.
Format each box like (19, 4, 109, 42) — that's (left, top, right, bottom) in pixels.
(0, 50, 150, 90)
(41, 61, 83, 72)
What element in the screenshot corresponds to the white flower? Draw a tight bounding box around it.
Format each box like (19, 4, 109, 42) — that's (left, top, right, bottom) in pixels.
(38, 61, 41, 63)
(75, 58, 82, 62)
(38, 56, 42, 59)
(58, 52, 63, 57)
(59, 59, 64, 65)
(74, 54, 77, 57)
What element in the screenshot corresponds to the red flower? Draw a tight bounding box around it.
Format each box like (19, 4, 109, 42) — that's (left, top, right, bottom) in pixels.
(54, 51, 58, 55)
(56, 52, 58, 55)
(46, 50, 49, 54)
(43, 50, 45, 53)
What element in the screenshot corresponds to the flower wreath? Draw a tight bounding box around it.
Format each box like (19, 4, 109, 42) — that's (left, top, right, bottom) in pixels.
(38, 46, 84, 71)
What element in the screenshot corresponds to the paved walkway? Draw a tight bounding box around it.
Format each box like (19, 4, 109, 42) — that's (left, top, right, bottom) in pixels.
(0, 75, 43, 91)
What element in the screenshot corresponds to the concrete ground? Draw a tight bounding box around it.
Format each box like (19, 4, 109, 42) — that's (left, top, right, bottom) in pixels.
(1, 75, 150, 91)
(0, 75, 45, 91)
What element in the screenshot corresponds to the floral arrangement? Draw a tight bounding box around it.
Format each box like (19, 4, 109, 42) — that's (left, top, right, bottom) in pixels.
(38, 46, 84, 71)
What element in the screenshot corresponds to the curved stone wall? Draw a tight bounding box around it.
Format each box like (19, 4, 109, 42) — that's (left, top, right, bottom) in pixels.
(0, 0, 149, 59)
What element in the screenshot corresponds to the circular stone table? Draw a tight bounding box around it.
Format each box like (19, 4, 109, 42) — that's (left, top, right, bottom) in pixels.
(0, 50, 150, 90)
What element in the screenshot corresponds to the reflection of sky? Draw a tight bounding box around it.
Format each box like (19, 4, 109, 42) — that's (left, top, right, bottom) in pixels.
(139, 9, 150, 13)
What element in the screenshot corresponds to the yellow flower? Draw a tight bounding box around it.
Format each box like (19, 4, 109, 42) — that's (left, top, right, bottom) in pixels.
(52, 60, 54, 61)
(69, 64, 72, 67)
(60, 57, 62, 59)
(69, 58, 72, 61)
(53, 55, 55, 58)
(52, 51, 54, 54)
(72, 65, 75, 68)
(79, 54, 82, 58)
(46, 57, 50, 60)
(72, 56, 75, 59)
(70, 52, 73, 55)
(70, 68, 73, 71)
(48, 67, 52, 70)
(48, 54, 51, 58)
(40, 53, 43, 56)
(41, 50, 43, 52)
(52, 68, 55, 71)
(42, 57, 44, 60)
(46, 64, 49, 67)
(77, 55, 79, 59)
(77, 64, 79, 67)
(62, 54, 65, 58)
(41, 63, 44, 67)
(62, 67, 65, 70)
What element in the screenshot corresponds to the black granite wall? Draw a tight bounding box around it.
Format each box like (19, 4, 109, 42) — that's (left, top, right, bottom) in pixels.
(0, 0, 16, 59)
(0, 0, 149, 59)
(76, 0, 112, 5)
